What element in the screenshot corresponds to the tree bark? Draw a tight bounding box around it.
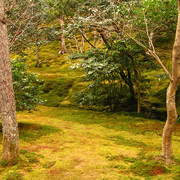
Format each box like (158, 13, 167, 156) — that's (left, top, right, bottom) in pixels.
(162, 81, 178, 162)
(161, 0, 180, 163)
(0, 0, 19, 160)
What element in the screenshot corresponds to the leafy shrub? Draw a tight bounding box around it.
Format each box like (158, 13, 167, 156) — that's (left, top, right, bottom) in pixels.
(72, 40, 149, 111)
(74, 82, 130, 111)
(11, 57, 42, 111)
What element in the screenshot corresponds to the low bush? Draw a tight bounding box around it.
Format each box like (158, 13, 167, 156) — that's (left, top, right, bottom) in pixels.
(11, 57, 42, 111)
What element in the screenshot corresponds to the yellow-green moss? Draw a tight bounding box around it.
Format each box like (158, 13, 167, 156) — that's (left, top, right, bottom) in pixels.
(0, 105, 179, 179)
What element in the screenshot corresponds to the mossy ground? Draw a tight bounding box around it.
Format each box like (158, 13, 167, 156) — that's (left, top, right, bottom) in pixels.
(0, 105, 179, 179)
(5, 39, 180, 179)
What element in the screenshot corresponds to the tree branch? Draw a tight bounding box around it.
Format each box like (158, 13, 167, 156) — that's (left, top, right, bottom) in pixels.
(112, 21, 173, 81)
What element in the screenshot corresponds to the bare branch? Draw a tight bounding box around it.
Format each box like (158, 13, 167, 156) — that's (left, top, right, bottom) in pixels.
(10, 0, 32, 44)
(112, 20, 173, 81)
(10, 14, 34, 47)
(4, 0, 17, 12)
(144, 13, 155, 52)
(148, 49, 173, 81)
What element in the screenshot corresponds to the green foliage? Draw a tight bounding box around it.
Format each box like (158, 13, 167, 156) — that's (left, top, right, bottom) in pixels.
(72, 40, 150, 111)
(68, 0, 177, 45)
(43, 0, 82, 19)
(120, 0, 177, 39)
(11, 57, 42, 111)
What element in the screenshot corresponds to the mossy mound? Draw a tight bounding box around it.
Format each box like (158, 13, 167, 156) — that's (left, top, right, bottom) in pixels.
(40, 77, 74, 107)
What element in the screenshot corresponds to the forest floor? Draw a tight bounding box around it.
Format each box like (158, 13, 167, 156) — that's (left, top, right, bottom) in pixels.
(3, 40, 179, 179)
(0, 105, 179, 180)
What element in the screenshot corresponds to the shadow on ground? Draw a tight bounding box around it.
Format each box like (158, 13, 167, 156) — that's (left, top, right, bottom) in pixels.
(0, 122, 60, 143)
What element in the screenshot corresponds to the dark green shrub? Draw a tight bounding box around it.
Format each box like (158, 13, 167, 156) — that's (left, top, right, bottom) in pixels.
(71, 40, 151, 112)
(11, 57, 42, 111)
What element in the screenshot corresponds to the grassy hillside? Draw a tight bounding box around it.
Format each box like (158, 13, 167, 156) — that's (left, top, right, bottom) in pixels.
(23, 40, 180, 119)
(0, 105, 179, 179)
(23, 41, 86, 108)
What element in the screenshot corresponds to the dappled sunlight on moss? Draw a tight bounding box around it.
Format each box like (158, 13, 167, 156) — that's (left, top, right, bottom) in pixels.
(0, 105, 178, 179)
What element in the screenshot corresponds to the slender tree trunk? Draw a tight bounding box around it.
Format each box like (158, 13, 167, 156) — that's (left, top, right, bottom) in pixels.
(36, 44, 40, 67)
(79, 30, 96, 49)
(136, 79, 141, 113)
(68, 38, 73, 52)
(162, 81, 178, 162)
(161, 0, 180, 163)
(74, 35, 82, 53)
(94, 30, 97, 47)
(59, 17, 66, 54)
(60, 33, 66, 54)
(127, 67, 135, 101)
(81, 35, 85, 52)
(96, 36, 100, 48)
(131, 58, 141, 113)
(0, 0, 19, 160)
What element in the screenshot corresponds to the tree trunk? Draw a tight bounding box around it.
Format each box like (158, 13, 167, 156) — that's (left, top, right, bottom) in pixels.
(162, 81, 178, 162)
(36, 44, 40, 67)
(131, 58, 141, 113)
(0, 0, 19, 160)
(161, 0, 180, 163)
(136, 79, 141, 113)
(94, 30, 97, 47)
(81, 35, 85, 52)
(68, 38, 73, 53)
(74, 35, 82, 53)
(60, 33, 66, 54)
(59, 17, 66, 54)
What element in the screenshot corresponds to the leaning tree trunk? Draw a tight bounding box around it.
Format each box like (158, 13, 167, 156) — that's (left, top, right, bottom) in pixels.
(162, 81, 178, 162)
(161, 0, 180, 163)
(0, 0, 19, 160)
